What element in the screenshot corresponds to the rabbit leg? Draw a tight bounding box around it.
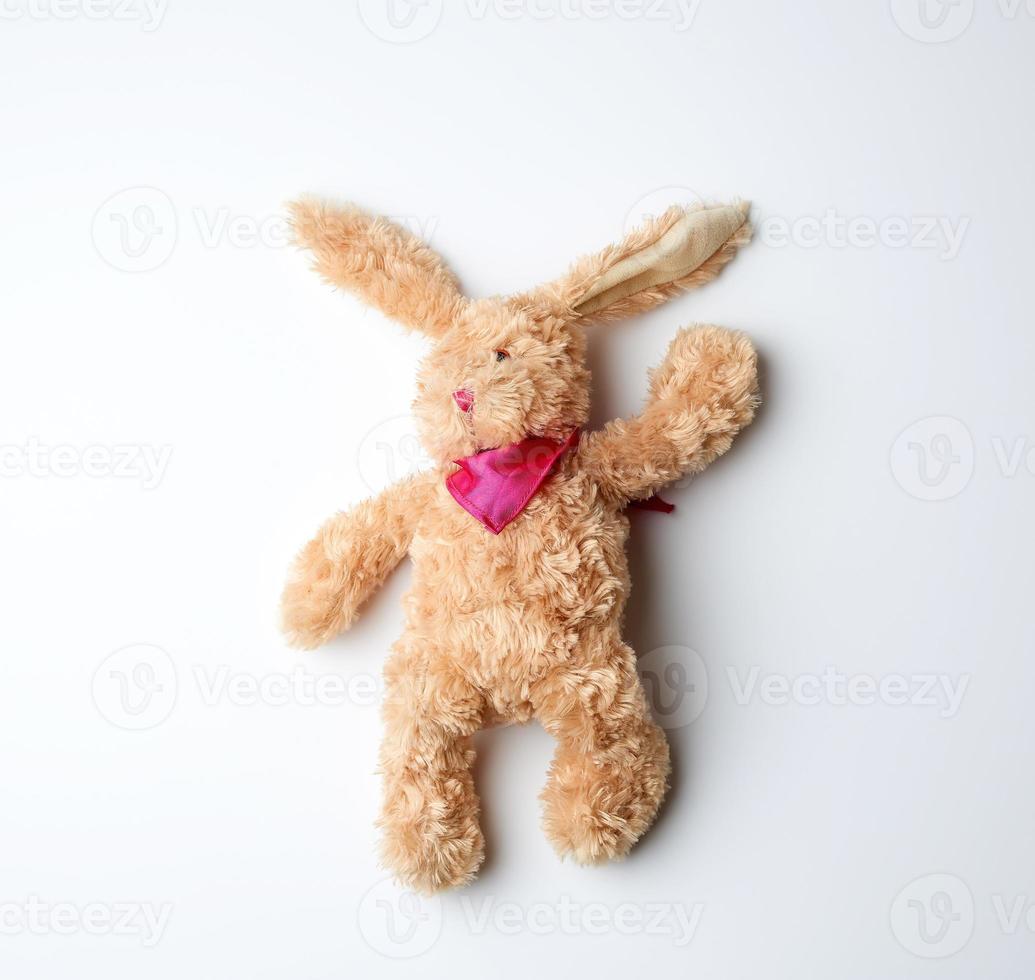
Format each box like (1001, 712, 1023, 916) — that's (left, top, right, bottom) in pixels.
(531, 636, 670, 864)
(377, 646, 486, 893)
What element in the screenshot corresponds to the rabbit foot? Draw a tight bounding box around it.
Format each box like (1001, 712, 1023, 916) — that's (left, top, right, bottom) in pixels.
(541, 722, 670, 865)
(378, 769, 485, 893)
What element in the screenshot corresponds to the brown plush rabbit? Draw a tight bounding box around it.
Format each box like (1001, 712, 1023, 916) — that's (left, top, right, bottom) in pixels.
(281, 198, 759, 893)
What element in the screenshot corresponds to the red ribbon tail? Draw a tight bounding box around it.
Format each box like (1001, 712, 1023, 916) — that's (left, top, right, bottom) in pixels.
(628, 494, 675, 514)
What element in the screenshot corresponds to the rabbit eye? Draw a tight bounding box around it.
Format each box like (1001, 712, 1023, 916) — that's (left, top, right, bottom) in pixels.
(494, 349, 509, 362)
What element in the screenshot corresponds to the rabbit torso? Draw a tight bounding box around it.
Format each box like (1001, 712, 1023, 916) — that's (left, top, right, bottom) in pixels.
(399, 455, 630, 721)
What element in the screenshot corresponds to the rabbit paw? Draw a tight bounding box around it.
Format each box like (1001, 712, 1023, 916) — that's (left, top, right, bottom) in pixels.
(650, 324, 759, 425)
(280, 538, 353, 649)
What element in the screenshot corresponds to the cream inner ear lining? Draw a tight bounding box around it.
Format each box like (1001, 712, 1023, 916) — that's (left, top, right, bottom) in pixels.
(573, 203, 749, 317)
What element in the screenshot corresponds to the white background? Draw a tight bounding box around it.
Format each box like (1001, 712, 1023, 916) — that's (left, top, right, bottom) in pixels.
(2, 0, 1033, 976)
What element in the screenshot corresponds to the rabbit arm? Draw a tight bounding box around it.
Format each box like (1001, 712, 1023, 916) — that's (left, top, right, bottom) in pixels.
(580, 325, 758, 505)
(280, 472, 434, 649)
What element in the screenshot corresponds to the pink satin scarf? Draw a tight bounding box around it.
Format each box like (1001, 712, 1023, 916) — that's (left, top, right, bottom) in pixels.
(446, 428, 674, 533)
(446, 429, 580, 534)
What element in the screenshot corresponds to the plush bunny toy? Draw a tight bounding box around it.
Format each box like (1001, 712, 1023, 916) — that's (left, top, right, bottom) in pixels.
(281, 198, 759, 893)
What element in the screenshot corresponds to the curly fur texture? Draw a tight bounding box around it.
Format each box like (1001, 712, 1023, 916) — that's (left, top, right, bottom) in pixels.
(282, 198, 760, 892)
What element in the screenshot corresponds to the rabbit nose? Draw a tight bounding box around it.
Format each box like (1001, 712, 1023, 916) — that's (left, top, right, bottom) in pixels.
(452, 389, 475, 413)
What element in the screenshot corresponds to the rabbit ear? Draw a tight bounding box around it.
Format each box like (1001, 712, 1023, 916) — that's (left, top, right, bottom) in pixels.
(512, 202, 750, 325)
(288, 198, 464, 338)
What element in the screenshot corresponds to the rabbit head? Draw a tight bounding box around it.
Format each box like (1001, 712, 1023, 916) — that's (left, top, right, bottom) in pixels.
(289, 198, 750, 464)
